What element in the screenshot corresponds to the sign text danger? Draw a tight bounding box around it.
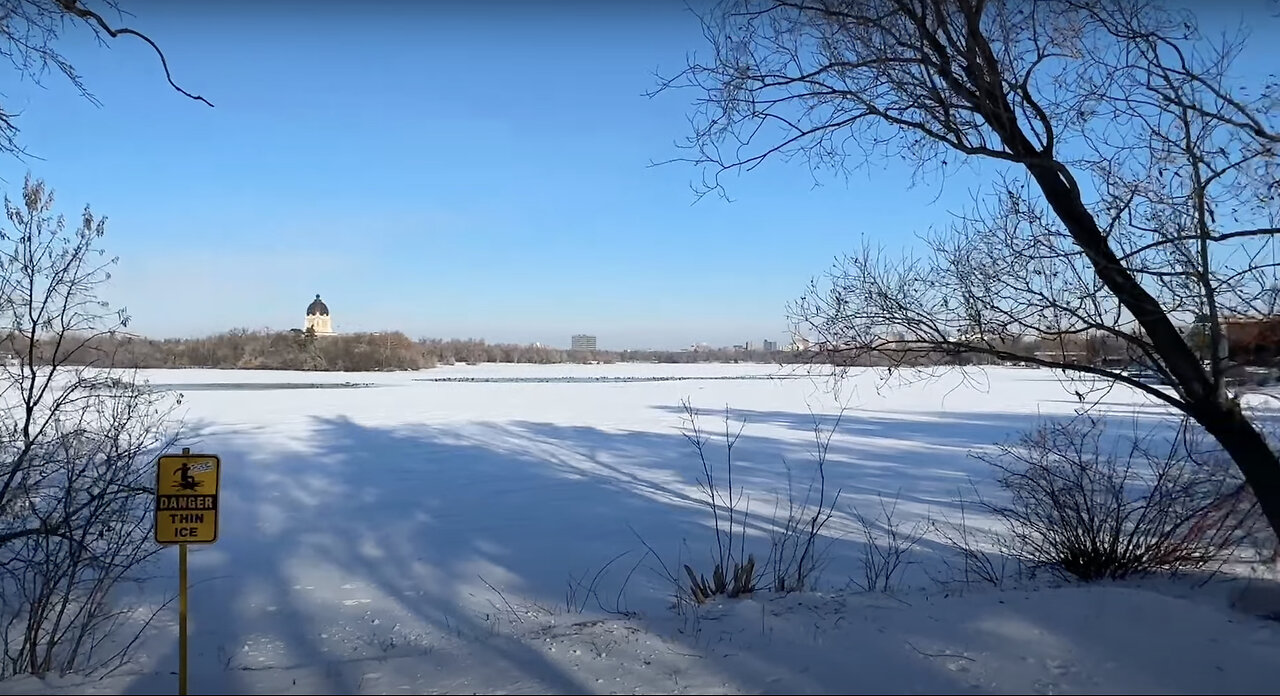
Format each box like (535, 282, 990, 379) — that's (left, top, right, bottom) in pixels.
(158, 495, 217, 511)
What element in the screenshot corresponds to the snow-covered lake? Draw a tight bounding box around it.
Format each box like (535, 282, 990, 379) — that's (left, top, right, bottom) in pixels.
(6, 362, 1280, 695)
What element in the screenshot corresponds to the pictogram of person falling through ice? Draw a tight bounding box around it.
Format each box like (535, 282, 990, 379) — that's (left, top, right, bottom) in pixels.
(172, 461, 204, 492)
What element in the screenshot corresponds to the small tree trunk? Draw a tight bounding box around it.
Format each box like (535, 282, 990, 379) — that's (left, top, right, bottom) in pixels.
(1197, 402, 1280, 535)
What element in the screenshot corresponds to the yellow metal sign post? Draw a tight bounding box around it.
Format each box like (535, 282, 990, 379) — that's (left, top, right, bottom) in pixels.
(155, 448, 220, 696)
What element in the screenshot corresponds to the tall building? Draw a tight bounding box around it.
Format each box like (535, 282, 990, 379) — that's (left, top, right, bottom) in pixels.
(762, 339, 778, 352)
(305, 294, 335, 335)
(571, 334, 597, 351)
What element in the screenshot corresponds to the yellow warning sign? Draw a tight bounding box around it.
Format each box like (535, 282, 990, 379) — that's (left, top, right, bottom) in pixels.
(155, 453, 220, 544)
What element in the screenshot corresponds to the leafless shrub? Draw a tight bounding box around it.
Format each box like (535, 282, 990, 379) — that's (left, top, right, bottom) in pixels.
(767, 407, 843, 593)
(849, 494, 928, 593)
(930, 501, 1021, 589)
(0, 177, 181, 677)
(637, 399, 849, 607)
(675, 398, 762, 603)
(978, 415, 1265, 581)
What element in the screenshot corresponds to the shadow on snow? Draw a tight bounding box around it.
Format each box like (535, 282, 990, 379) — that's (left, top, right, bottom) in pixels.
(111, 406, 1279, 695)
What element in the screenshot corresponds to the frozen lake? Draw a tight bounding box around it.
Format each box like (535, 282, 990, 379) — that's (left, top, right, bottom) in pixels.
(7, 362, 1280, 695)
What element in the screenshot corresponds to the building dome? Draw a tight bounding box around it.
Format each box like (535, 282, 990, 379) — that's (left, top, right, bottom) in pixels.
(306, 294, 330, 317)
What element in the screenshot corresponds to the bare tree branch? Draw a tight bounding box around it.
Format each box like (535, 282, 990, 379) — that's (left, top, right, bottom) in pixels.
(0, 0, 211, 158)
(52, 0, 211, 107)
(660, 0, 1280, 535)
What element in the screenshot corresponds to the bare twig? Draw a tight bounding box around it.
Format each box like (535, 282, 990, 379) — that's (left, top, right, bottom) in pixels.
(477, 575, 524, 625)
(905, 641, 975, 662)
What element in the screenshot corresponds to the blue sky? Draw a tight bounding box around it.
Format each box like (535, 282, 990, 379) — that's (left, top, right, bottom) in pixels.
(0, 1, 1274, 350)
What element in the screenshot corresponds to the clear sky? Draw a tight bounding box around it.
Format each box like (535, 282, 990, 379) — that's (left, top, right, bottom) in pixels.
(0, 1, 1274, 350)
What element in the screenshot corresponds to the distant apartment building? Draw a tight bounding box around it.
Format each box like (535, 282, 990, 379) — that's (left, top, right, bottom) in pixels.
(762, 339, 778, 352)
(571, 334, 598, 351)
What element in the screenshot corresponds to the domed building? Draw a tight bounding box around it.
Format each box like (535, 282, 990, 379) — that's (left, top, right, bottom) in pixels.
(304, 294, 335, 336)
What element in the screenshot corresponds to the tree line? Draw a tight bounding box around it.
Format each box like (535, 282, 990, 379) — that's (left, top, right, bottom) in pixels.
(26, 329, 803, 371)
(22, 323, 1274, 374)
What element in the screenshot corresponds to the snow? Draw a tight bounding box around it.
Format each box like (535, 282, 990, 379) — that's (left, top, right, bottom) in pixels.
(4, 362, 1280, 694)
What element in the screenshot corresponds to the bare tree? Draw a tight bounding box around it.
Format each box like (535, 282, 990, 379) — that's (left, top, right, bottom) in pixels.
(658, 0, 1280, 534)
(0, 177, 180, 676)
(0, 0, 210, 157)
